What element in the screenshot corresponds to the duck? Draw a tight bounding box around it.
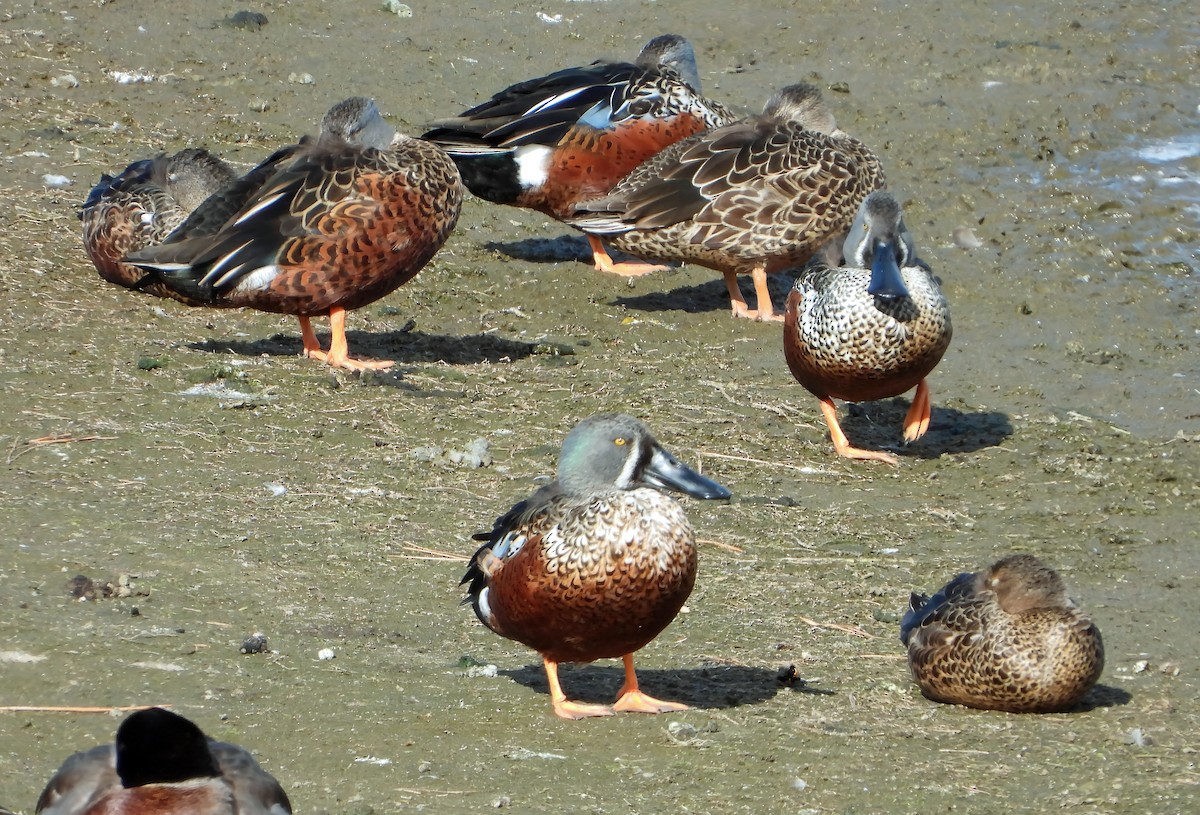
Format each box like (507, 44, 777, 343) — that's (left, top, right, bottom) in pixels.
(423, 34, 736, 276)
(80, 148, 238, 305)
(571, 82, 884, 320)
(900, 554, 1105, 713)
(782, 190, 951, 463)
(126, 97, 464, 371)
(35, 707, 291, 815)
(462, 413, 731, 720)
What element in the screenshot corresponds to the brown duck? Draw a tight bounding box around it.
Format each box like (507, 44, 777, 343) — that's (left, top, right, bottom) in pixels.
(81, 148, 237, 305)
(783, 189, 951, 463)
(127, 97, 463, 371)
(462, 413, 730, 719)
(901, 554, 1104, 713)
(572, 82, 884, 319)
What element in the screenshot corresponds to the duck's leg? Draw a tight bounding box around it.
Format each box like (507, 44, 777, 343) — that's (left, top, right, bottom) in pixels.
(902, 380, 932, 443)
(819, 398, 900, 465)
(612, 653, 688, 715)
(588, 235, 667, 277)
(726, 265, 783, 322)
(303, 307, 395, 371)
(544, 658, 614, 720)
(298, 316, 324, 358)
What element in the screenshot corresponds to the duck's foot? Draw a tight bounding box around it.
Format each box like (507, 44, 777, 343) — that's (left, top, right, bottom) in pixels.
(612, 654, 688, 715)
(588, 235, 667, 277)
(298, 311, 395, 371)
(544, 658, 614, 720)
(821, 399, 900, 465)
(726, 269, 783, 321)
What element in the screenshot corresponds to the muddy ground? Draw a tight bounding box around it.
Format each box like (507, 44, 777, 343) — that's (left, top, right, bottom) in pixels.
(1, 0, 1197, 813)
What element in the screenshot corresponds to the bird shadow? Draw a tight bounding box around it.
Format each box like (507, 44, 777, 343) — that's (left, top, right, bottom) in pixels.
(500, 661, 831, 711)
(835, 398, 1015, 459)
(1074, 683, 1133, 711)
(489, 234, 804, 317)
(187, 327, 539, 368)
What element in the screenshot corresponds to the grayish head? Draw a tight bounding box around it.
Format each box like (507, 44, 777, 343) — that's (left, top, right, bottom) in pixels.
(637, 34, 702, 91)
(556, 413, 730, 501)
(763, 83, 838, 135)
(321, 96, 396, 150)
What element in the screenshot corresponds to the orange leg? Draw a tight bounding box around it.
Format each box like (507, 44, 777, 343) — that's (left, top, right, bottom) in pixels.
(543, 658, 614, 720)
(588, 235, 668, 277)
(300, 308, 394, 371)
(902, 380, 932, 443)
(612, 654, 688, 715)
(725, 265, 782, 322)
(819, 398, 899, 465)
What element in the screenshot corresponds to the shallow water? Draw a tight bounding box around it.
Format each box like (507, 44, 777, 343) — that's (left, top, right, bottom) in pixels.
(1, 1, 1198, 814)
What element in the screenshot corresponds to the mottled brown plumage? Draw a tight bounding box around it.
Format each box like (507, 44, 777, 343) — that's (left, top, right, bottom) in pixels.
(900, 554, 1104, 713)
(573, 83, 884, 318)
(424, 35, 736, 275)
(36, 708, 291, 815)
(80, 149, 237, 305)
(127, 97, 463, 371)
(462, 413, 730, 719)
(784, 190, 951, 462)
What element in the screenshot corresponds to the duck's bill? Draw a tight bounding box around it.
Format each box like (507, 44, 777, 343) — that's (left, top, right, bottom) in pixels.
(642, 446, 731, 500)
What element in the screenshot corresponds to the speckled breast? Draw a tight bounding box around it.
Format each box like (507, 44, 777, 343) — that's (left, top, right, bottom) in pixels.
(784, 265, 951, 402)
(489, 488, 698, 664)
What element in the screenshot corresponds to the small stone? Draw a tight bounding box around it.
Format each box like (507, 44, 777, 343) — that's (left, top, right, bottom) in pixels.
(224, 10, 268, 30)
(51, 74, 80, 88)
(382, 0, 414, 17)
(318, 647, 336, 661)
(287, 72, 315, 85)
(240, 634, 269, 655)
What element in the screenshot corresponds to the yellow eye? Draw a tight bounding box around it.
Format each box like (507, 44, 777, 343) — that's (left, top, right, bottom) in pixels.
(614, 437, 627, 446)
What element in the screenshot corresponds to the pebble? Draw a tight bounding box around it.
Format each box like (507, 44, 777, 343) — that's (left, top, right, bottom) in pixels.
(317, 647, 336, 660)
(239, 633, 269, 654)
(382, 0, 413, 17)
(43, 174, 72, 187)
(288, 72, 315, 85)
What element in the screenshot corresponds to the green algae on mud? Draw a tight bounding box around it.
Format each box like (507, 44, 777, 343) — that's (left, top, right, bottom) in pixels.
(1, 1, 1198, 814)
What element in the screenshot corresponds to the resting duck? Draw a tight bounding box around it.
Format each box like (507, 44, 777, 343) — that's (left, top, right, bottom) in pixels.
(783, 190, 951, 463)
(423, 34, 736, 275)
(572, 82, 884, 320)
(81, 148, 237, 305)
(127, 97, 464, 371)
(462, 413, 731, 719)
(35, 707, 291, 815)
(901, 554, 1105, 713)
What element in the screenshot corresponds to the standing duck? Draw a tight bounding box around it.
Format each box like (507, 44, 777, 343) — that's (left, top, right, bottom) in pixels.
(81, 148, 237, 305)
(36, 707, 291, 815)
(783, 190, 951, 463)
(572, 83, 884, 319)
(127, 97, 464, 371)
(423, 35, 736, 275)
(901, 554, 1105, 713)
(462, 413, 731, 719)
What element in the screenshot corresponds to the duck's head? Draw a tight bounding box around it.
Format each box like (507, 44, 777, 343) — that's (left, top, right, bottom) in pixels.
(321, 96, 397, 150)
(115, 708, 220, 789)
(843, 190, 916, 302)
(557, 413, 731, 501)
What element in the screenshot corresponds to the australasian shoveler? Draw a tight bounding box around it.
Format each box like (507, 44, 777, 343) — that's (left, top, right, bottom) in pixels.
(35, 707, 291, 815)
(423, 35, 736, 276)
(901, 554, 1105, 713)
(126, 97, 464, 371)
(462, 413, 731, 720)
(572, 82, 884, 320)
(783, 189, 952, 463)
(81, 148, 237, 305)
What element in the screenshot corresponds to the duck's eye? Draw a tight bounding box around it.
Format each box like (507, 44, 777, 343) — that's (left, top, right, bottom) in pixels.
(614, 437, 627, 447)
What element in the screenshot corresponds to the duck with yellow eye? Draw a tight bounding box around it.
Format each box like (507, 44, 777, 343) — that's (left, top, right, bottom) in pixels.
(462, 413, 731, 719)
